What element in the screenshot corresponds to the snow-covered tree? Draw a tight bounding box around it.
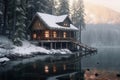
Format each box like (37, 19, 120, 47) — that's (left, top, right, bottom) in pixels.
(51, 0, 69, 15)
(26, 0, 50, 27)
(7, 0, 16, 37)
(12, 0, 26, 46)
(59, 0, 69, 15)
(70, 0, 85, 42)
(37, 0, 50, 13)
(77, 0, 85, 43)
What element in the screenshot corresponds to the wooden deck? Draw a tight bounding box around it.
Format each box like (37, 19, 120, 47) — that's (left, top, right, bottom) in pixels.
(72, 40, 97, 54)
(44, 42, 97, 65)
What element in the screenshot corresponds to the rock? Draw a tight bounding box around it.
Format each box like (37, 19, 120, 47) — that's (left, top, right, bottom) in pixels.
(97, 62, 99, 64)
(95, 73, 99, 77)
(87, 68, 90, 71)
(116, 73, 120, 77)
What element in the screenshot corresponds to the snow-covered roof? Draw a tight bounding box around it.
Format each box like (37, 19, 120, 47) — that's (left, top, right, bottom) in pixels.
(36, 12, 78, 31)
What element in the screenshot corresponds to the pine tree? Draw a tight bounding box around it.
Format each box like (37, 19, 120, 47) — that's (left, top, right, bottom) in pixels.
(37, 0, 50, 13)
(59, 0, 69, 15)
(77, 0, 85, 43)
(0, 0, 16, 36)
(52, 0, 69, 15)
(7, 0, 16, 37)
(26, 0, 50, 27)
(70, 0, 85, 42)
(2, 0, 8, 35)
(51, 0, 60, 15)
(12, 0, 26, 46)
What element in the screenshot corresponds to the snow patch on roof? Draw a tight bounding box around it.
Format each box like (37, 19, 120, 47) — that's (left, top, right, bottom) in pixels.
(36, 12, 78, 31)
(56, 15, 68, 22)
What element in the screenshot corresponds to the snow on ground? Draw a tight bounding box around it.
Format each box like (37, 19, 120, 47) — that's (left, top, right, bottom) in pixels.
(50, 49, 72, 54)
(0, 57, 10, 63)
(0, 35, 13, 56)
(0, 36, 12, 44)
(0, 36, 72, 58)
(12, 40, 50, 56)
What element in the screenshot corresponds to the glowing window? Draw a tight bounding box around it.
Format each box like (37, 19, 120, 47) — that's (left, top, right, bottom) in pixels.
(33, 63, 37, 69)
(44, 65, 49, 73)
(63, 32, 67, 38)
(53, 31, 57, 38)
(38, 23, 41, 26)
(53, 65, 56, 73)
(33, 33, 37, 39)
(37, 35, 40, 39)
(45, 31, 49, 38)
(63, 64, 66, 70)
(64, 23, 68, 27)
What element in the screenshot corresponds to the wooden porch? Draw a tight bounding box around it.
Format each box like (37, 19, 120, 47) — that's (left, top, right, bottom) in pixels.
(31, 30, 76, 41)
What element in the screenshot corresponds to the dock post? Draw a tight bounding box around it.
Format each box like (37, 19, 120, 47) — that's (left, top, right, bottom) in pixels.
(55, 42, 56, 49)
(41, 42, 44, 47)
(50, 42, 53, 49)
(60, 42, 62, 49)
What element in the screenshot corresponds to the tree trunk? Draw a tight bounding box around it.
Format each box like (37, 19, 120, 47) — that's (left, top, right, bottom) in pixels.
(12, 0, 16, 36)
(3, 0, 8, 35)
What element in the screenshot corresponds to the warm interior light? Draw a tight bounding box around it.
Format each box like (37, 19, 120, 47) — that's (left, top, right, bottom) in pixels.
(33, 33, 37, 39)
(37, 35, 40, 39)
(45, 31, 49, 38)
(39, 23, 41, 26)
(33, 63, 37, 69)
(63, 32, 67, 38)
(66, 23, 68, 26)
(44, 65, 49, 73)
(64, 23, 68, 27)
(53, 31, 57, 38)
(63, 64, 66, 70)
(53, 65, 56, 73)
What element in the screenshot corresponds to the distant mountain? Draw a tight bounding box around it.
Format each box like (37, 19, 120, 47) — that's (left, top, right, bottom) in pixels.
(84, 2, 120, 24)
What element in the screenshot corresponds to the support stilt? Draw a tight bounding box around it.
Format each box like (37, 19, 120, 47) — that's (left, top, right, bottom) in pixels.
(50, 42, 53, 49)
(55, 42, 56, 49)
(66, 43, 68, 49)
(60, 42, 62, 49)
(41, 42, 44, 47)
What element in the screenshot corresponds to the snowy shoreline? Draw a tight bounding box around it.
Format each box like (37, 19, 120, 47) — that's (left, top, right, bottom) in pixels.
(0, 35, 72, 63)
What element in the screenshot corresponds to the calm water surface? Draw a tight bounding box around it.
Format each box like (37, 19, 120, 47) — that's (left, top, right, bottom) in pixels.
(82, 47, 120, 71)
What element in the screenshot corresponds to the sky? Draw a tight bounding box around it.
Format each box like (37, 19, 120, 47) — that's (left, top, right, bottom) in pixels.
(84, 0, 120, 12)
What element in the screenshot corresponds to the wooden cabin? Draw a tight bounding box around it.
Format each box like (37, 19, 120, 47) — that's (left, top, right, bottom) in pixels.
(28, 12, 79, 50)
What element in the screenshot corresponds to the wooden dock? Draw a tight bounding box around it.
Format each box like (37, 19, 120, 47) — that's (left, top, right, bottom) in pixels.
(73, 41, 97, 54)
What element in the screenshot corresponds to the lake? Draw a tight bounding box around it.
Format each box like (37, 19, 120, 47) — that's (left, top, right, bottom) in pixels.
(82, 47, 120, 72)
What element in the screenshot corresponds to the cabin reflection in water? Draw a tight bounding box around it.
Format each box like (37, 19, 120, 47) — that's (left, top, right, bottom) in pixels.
(39, 63, 75, 75)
